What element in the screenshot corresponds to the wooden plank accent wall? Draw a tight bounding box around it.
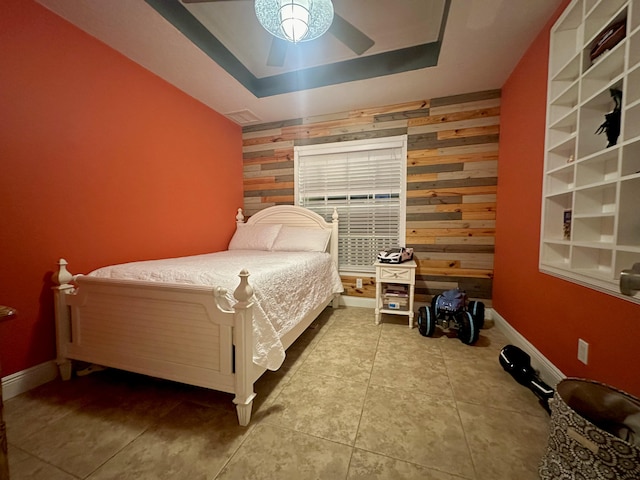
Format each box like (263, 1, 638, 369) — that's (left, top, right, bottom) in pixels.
(242, 90, 500, 305)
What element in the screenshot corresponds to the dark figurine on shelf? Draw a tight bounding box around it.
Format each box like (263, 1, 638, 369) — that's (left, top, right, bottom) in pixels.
(595, 88, 622, 147)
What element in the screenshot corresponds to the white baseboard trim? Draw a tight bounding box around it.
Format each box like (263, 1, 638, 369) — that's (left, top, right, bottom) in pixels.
(340, 295, 376, 309)
(492, 308, 565, 387)
(2, 361, 58, 400)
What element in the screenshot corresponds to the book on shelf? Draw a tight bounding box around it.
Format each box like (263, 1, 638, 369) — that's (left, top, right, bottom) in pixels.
(383, 290, 408, 297)
(563, 209, 572, 240)
(383, 285, 408, 296)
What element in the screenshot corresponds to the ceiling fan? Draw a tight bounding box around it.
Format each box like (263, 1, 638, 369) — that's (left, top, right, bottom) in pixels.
(181, 0, 375, 67)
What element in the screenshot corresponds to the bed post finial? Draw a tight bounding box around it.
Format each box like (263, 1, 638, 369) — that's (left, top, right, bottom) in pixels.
(236, 208, 245, 225)
(52, 258, 74, 381)
(52, 258, 73, 287)
(332, 207, 339, 224)
(234, 269, 254, 304)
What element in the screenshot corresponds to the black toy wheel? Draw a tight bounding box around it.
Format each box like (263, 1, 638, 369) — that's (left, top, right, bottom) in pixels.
(417, 306, 435, 337)
(431, 294, 441, 313)
(468, 301, 485, 330)
(457, 311, 479, 345)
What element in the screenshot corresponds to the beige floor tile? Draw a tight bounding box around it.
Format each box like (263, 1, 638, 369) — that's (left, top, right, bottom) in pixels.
(251, 368, 295, 417)
(457, 401, 550, 480)
(4, 375, 108, 443)
(11, 380, 180, 478)
(371, 332, 453, 399)
(319, 324, 381, 349)
(261, 372, 368, 445)
(370, 351, 453, 399)
(86, 401, 250, 480)
(379, 323, 443, 355)
(329, 306, 376, 324)
(437, 327, 508, 363)
(347, 449, 472, 480)
(217, 423, 352, 480)
(446, 355, 549, 417)
(356, 385, 475, 478)
(300, 338, 377, 383)
(278, 311, 334, 373)
(8, 446, 77, 480)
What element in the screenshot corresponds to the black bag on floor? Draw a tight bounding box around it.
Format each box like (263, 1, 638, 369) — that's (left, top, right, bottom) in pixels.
(499, 345, 554, 412)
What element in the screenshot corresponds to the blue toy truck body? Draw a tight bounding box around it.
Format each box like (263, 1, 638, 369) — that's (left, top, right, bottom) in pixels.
(417, 288, 485, 345)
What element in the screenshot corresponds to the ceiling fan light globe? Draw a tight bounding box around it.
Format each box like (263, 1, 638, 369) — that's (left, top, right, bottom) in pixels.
(279, 1, 310, 42)
(255, 0, 333, 43)
(280, 18, 309, 42)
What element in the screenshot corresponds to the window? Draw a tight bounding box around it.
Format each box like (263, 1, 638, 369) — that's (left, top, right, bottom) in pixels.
(295, 136, 407, 274)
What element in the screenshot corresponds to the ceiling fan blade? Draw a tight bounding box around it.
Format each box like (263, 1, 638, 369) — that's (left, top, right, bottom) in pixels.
(329, 13, 374, 55)
(266, 37, 288, 67)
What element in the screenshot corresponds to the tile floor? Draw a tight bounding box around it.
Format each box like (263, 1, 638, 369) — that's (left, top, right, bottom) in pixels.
(4, 306, 551, 480)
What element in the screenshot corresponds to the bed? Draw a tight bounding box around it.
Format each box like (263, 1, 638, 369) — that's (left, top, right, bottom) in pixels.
(51, 205, 342, 426)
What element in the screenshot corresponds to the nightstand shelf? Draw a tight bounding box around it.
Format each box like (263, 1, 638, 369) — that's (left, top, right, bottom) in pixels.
(374, 260, 417, 328)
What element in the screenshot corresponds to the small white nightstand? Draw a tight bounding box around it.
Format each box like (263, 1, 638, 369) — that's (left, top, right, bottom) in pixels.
(374, 260, 417, 328)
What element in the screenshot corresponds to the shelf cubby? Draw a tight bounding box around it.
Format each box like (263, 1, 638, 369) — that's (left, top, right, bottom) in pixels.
(631, 0, 640, 31)
(577, 84, 624, 158)
(614, 249, 640, 280)
(621, 137, 640, 175)
(617, 176, 640, 245)
(574, 183, 617, 215)
(584, 2, 627, 46)
(549, 84, 580, 123)
(550, 55, 582, 101)
(543, 193, 573, 240)
(580, 42, 625, 100)
(623, 100, 640, 139)
(546, 136, 577, 171)
(625, 65, 640, 106)
(546, 164, 576, 195)
(629, 30, 640, 69)
(573, 214, 615, 243)
(571, 245, 613, 277)
(551, 1, 585, 76)
(541, 242, 572, 267)
(575, 148, 619, 186)
(548, 110, 578, 147)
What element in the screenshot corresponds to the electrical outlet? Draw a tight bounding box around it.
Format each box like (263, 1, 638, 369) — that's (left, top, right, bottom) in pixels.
(356, 278, 363, 288)
(578, 339, 589, 364)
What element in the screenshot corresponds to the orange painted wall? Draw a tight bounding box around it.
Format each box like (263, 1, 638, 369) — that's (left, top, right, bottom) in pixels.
(0, 2, 243, 376)
(495, 0, 640, 397)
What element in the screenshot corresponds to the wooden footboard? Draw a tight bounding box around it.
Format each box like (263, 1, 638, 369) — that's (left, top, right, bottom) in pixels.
(51, 259, 258, 426)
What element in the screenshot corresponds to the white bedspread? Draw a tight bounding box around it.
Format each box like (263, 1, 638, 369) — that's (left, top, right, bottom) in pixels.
(88, 251, 343, 370)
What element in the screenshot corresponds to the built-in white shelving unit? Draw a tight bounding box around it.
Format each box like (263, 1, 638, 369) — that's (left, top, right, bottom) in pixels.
(540, 0, 640, 303)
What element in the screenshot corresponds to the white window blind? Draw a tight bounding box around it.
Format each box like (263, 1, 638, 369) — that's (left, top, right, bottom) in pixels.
(295, 136, 407, 274)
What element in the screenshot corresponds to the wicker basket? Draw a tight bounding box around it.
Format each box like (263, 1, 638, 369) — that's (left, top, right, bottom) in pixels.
(539, 378, 640, 479)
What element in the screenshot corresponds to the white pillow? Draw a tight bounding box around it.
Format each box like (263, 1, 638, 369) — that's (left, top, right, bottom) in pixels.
(271, 226, 331, 252)
(228, 223, 282, 251)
